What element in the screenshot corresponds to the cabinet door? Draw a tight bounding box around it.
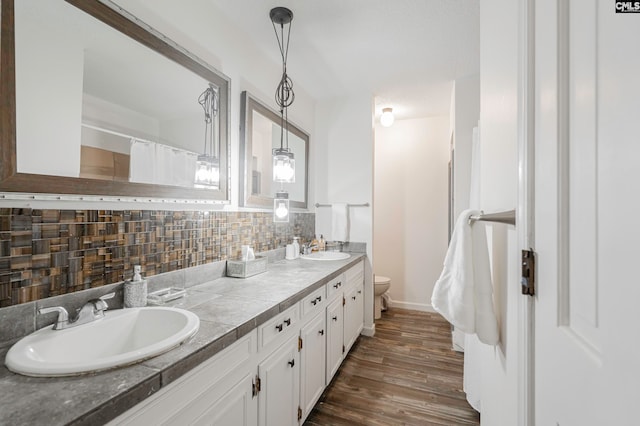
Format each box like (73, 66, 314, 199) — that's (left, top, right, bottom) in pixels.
(258, 334, 300, 426)
(344, 282, 364, 354)
(300, 312, 326, 421)
(192, 371, 257, 426)
(326, 296, 344, 384)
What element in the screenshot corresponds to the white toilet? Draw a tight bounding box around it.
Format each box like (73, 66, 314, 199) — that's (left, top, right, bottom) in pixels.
(374, 275, 391, 319)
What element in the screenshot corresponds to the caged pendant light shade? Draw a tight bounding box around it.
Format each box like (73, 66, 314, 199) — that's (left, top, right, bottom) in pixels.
(194, 84, 220, 188)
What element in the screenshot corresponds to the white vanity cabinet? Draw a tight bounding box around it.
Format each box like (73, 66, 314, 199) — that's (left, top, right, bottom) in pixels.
(299, 311, 327, 419)
(257, 333, 300, 426)
(325, 294, 345, 384)
(108, 331, 258, 426)
(325, 260, 365, 384)
(344, 274, 365, 354)
(108, 258, 365, 426)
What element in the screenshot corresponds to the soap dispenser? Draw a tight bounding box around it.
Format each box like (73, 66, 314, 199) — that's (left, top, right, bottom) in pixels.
(319, 234, 326, 251)
(292, 237, 300, 259)
(124, 265, 147, 308)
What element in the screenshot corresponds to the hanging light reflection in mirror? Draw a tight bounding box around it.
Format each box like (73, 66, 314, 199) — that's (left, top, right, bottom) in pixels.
(194, 84, 220, 188)
(270, 7, 296, 183)
(273, 190, 290, 222)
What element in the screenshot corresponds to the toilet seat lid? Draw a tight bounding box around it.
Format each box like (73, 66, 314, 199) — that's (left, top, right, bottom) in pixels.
(375, 275, 391, 285)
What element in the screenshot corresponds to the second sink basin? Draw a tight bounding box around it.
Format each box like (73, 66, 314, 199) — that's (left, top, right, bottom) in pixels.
(5, 306, 199, 377)
(301, 251, 351, 261)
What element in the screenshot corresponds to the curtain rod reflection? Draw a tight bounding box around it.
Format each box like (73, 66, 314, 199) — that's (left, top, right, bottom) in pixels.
(315, 202, 370, 208)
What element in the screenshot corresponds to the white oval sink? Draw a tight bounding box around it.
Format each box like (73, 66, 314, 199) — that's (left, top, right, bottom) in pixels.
(301, 252, 351, 261)
(5, 307, 199, 377)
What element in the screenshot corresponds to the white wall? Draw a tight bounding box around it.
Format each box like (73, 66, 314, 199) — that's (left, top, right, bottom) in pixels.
(451, 75, 481, 221)
(373, 117, 450, 312)
(315, 94, 375, 335)
(475, 0, 520, 424)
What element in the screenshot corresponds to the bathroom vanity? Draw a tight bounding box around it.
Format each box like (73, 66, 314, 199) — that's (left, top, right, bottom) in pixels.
(0, 254, 365, 426)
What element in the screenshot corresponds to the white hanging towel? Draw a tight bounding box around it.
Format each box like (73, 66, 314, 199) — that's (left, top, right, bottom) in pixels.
(431, 209, 499, 345)
(331, 203, 349, 242)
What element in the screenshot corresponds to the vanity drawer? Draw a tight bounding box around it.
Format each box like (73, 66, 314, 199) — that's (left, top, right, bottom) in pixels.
(345, 260, 364, 285)
(326, 274, 345, 300)
(301, 285, 326, 318)
(258, 303, 300, 350)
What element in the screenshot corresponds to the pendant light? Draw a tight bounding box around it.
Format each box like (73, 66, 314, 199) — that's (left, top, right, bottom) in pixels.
(270, 7, 296, 183)
(273, 190, 290, 222)
(194, 84, 220, 188)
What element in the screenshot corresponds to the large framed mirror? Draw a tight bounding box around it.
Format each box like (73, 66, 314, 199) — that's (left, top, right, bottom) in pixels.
(0, 0, 230, 201)
(239, 91, 309, 209)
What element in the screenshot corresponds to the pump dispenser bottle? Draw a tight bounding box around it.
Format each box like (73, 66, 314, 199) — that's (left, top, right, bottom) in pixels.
(124, 265, 147, 308)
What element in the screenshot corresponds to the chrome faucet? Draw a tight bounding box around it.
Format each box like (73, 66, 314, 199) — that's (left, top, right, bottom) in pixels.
(38, 292, 115, 330)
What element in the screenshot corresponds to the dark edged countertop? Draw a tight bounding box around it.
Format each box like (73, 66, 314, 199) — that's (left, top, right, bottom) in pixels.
(0, 254, 364, 426)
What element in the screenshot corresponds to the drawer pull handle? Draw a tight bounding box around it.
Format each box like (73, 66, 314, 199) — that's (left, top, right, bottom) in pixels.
(316, 296, 322, 302)
(333, 282, 342, 289)
(288, 359, 295, 368)
(284, 318, 291, 326)
(332, 315, 338, 321)
(276, 323, 283, 332)
(352, 296, 356, 300)
(318, 329, 325, 336)
(311, 299, 317, 306)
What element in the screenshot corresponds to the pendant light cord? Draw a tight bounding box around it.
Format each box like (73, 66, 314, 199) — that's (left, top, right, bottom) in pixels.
(272, 19, 295, 150)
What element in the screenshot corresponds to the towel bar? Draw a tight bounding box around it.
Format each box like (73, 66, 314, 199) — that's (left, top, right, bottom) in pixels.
(469, 209, 516, 226)
(314, 202, 370, 208)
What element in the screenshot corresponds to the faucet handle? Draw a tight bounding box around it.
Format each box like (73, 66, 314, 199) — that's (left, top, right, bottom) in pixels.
(99, 292, 115, 301)
(38, 306, 70, 329)
(94, 292, 115, 312)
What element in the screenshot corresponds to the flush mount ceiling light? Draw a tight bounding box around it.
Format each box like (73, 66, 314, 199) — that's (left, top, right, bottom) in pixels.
(273, 190, 290, 223)
(270, 6, 296, 183)
(380, 107, 395, 127)
(194, 84, 220, 188)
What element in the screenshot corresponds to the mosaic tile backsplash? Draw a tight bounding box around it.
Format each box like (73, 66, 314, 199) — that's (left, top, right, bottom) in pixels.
(0, 209, 315, 307)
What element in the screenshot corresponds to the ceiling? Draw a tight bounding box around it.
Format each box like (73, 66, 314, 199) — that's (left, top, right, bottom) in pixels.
(209, 0, 479, 121)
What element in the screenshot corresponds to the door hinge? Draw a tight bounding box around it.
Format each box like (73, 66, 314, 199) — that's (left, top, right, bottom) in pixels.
(297, 406, 302, 421)
(298, 336, 303, 351)
(342, 296, 345, 306)
(342, 344, 345, 354)
(252, 375, 261, 397)
(521, 249, 535, 296)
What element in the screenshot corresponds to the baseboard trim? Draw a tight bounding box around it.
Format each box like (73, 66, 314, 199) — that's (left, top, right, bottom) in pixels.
(361, 325, 375, 337)
(388, 299, 436, 313)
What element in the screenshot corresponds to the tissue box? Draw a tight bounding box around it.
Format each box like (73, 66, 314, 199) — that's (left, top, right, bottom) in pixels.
(226, 256, 268, 278)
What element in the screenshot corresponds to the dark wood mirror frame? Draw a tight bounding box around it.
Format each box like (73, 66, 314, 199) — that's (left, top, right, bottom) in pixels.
(0, 0, 230, 201)
(239, 91, 309, 209)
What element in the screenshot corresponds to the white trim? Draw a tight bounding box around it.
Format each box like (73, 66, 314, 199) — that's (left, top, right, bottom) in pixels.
(360, 325, 375, 337)
(517, 0, 535, 425)
(387, 299, 436, 313)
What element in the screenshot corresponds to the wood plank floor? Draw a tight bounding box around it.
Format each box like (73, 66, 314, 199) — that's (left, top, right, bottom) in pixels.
(304, 308, 480, 426)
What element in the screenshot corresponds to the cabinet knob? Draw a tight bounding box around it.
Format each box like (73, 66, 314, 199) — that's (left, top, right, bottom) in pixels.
(284, 318, 291, 326)
(357, 290, 362, 294)
(275, 323, 283, 332)
(288, 359, 295, 368)
(318, 329, 325, 336)
(352, 296, 356, 300)
(332, 315, 338, 321)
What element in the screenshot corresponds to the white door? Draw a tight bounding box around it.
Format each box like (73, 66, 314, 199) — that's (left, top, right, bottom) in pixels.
(534, 1, 640, 424)
(326, 296, 344, 384)
(258, 334, 300, 426)
(300, 312, 326, 420)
